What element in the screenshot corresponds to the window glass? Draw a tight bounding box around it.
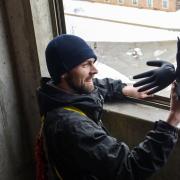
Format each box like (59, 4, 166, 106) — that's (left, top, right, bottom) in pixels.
(162, 0, 168, 9)
(132, 0, 138, 5)
(104, 0, 110, 3)
(118, 0, 124, 4)
(147, 0, 153, 8)
(63, 0, 180, 98)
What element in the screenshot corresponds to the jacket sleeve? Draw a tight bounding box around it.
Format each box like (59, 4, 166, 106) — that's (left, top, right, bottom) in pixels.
(48, 111, 178, 180)
(93, 78, 127, 101)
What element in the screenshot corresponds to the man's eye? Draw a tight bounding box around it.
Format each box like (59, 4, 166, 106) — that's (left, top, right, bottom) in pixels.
(82, 63, 89, 67)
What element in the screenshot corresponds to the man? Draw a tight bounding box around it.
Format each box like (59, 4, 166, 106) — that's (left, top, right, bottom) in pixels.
(37, 34, 179, 180)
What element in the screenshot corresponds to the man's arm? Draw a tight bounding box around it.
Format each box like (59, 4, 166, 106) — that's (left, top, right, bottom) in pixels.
(93, 78, 152, 101)
(122, 84, 153, 99)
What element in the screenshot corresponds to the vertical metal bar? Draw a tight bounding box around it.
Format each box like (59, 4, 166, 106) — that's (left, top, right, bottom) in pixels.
(48, 0, 59, 36)
(49, 0, 66, 36)
(55, 0, 66, 34)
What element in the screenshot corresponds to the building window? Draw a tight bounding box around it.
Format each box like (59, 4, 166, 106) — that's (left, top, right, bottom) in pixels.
(51, 0, 180, 101)
(132, 0, 138, 6)
(162, 0, 169, 9)
(147, 0, 153, 8)
(117, 0, 124, 4)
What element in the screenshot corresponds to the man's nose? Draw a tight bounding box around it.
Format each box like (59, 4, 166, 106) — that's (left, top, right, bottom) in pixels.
(91, 63, 98, 74)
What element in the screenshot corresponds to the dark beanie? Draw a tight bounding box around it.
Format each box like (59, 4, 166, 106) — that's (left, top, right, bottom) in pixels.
(45, 34, 97, 84)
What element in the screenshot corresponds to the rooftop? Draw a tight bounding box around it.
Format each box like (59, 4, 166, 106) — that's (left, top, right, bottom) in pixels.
(64, 0, 180, 42)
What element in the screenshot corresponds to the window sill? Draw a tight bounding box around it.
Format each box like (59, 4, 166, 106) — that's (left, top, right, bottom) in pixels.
(103, 99, 171, 125)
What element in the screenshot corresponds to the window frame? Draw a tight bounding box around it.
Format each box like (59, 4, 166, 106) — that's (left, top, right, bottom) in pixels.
(147, 0, 153, 8)
(104, 0, 111, 3)
(50, 0, 171, 108)
(48, 0, 66, 36)
(117, 0, 124, 5)
(132, 0, 138, 6)
(162, 0, 169, 9)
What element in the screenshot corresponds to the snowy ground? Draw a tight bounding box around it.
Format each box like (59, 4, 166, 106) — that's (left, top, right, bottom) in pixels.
(64, 0, 180, 42)
(65, 15, 180, 42)
(64, 0, 180, 29)
(94, 62, 135, 83)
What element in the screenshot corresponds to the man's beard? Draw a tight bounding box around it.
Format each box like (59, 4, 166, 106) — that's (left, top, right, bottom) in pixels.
(65, 75, 94, 94)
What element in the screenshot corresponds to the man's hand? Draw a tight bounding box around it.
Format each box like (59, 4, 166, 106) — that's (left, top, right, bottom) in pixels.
(167, 81, 180, 127)
(133, 60, 176, 95)
(122, 85, 153, 99)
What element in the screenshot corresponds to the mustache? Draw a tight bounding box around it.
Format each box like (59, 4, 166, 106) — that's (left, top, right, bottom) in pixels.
(85, 75, 94, 81)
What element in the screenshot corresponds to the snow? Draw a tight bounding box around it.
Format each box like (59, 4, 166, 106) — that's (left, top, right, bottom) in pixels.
(63, 0, 180, 42)
(64, 0, 180, 29)
(94, 62, 135, 83)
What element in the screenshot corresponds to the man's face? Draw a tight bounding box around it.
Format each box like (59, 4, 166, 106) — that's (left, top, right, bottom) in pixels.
(65, 58, 98, 94)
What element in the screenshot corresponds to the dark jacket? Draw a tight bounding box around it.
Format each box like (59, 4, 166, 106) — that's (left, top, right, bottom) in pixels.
(37, 77, 178, 180)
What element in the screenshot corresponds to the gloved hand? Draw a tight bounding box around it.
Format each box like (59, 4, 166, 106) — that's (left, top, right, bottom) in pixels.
(133, 60, 176, 95)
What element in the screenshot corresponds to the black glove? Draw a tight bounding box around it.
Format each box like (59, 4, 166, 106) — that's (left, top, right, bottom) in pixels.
(133, 60, 176, 95)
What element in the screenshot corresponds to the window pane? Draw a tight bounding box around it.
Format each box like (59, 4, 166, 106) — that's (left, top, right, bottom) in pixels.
(147, 0, 153, 8)
(63, 0, 180, 98)
(132, 0, 138, 5)
(162, 0, 168, 9)
(118, 0, 124, 4)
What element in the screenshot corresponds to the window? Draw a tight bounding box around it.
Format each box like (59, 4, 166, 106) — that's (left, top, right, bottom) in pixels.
(147, 0, 153, 8)
(117, 0, 124, 4)
(162, 0, 169, 9)
(52, 0, 180, 103)
(132, 0, 138, 6)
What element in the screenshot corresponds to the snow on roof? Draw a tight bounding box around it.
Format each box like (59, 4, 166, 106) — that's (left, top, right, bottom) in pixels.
(63, 0, 180, 42)
(64, 0, 180, 30)
(95, 62, 134, 83)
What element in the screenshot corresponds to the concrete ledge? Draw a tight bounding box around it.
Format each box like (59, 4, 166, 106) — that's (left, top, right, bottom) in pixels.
(103, 99, 169, 123)
(102, 101, 180, 180)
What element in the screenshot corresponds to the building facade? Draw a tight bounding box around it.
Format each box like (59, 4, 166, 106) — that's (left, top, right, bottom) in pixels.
(92, 0, 180, 12)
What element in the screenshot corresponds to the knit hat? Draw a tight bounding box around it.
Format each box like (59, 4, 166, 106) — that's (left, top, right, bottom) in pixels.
(45, 34, 97, 84)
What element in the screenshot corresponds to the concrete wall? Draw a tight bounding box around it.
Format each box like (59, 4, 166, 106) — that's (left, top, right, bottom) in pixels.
(102, 102, 180, 180)
(0, 0, 53, 179)
(0, 2, 25, 179)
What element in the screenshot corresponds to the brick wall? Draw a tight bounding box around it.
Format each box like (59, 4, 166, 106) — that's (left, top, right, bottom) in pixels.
(94, 0, 177, 12)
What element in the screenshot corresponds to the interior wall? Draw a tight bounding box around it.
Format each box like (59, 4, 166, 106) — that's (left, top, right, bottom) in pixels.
(0, 1, 26, 179)
(0, 0, 54, 179)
